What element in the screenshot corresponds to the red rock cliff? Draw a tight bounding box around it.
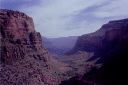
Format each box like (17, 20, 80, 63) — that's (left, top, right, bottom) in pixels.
(0, 9, 69, 85)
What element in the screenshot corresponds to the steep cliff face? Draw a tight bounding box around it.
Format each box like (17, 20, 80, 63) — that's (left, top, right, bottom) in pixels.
(61, 19, 128, 85)
(69, 18, 128, 54)
(0, 9, 44, 64)
(0, 9, 70, 85)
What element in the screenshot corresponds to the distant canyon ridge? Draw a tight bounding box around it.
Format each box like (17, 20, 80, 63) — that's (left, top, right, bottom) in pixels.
(43, 36, 78, 55)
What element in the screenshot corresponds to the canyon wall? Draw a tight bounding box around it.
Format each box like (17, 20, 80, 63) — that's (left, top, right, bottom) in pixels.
(61, 18, 128, 85)
(0, 9, 70, 85)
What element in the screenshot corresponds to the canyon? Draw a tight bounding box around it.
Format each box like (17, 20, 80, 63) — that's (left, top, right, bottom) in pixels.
(60, 18, 128, 85)
(0, 9, 128, 85)
(43, 36, 78, 55)
(0, 9, 72, 85)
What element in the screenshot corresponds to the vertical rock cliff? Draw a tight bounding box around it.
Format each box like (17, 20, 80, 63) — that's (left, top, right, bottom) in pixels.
(0, 9, 70, 85)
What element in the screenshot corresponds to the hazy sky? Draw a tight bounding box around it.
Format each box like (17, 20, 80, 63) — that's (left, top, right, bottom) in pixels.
(1, 0, 128, 38)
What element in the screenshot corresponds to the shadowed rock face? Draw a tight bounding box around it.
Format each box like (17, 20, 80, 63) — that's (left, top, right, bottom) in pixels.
(69, 18, 128, 54)
(60, 19, 128, 85)
(0, 9, 70, 85)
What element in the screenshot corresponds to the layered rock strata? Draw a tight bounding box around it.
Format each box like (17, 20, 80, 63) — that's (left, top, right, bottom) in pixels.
(0, 9, 70, 85)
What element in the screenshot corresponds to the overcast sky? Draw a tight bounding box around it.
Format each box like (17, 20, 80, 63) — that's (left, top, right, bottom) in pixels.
(0, 0, 128, 38)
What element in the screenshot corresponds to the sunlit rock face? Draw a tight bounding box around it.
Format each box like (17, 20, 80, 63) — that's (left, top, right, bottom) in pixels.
(0, 9, 70, 85)
(0, 9, 35, 38)
(0, 9, 47, 65)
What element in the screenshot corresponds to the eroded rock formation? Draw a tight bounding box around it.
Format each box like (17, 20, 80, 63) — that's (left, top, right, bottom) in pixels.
(0, 9, 70, 85)
(61, 18, 128, 85)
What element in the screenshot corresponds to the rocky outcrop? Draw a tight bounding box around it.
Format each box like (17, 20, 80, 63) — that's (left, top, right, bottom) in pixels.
(0, 9, 71, 85)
